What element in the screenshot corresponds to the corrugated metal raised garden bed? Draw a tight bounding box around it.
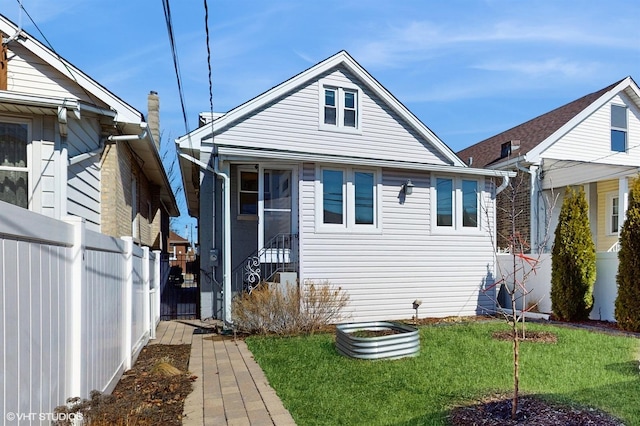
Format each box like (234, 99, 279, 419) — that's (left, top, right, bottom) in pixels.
(335, 321, 420, 360)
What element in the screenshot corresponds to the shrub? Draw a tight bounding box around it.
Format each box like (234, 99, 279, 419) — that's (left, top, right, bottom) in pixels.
(231, 281, 349, 335)
(550, 186, 596, 321)
(615, 175, 640, 332)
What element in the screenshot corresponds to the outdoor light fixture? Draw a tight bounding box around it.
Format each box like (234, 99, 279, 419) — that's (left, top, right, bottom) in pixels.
(403, 179, 414, 195)
(412, 299, 422, 325)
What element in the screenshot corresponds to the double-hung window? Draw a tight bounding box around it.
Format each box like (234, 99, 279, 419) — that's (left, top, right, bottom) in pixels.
(434, 176, 481, 231)
(607, 192, 620, 235)
(317, 166, 379, 231)
(0, 121, 30, 208)
(611, 105, 627, 153)
(320, 82, 360, 131)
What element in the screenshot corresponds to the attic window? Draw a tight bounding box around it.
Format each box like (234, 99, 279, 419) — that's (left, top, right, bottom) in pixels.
(319, 81, 361, 132)
(500, 140, 520, 159)
(611, 105, 627, 153)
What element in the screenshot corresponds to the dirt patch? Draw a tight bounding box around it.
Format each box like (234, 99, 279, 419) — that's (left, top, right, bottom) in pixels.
(492, 330, 558, 343)
(450, 394, 625, 425)
(55, 344, 193, 425)
(351, 329, 404, 337)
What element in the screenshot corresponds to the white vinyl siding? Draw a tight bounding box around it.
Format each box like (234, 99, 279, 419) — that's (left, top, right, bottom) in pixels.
(542, 93, 640, 166)
(301, 163, 497, 322)
(66, 119, 101, 231)
(6, 43, 104, 104)
(212, 67, 452, 165)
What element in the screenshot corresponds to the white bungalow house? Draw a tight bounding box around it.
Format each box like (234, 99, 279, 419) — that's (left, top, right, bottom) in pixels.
(458, 77, 640, 320)
(178, 51, 513, 323)
(0, 14, 178, 247)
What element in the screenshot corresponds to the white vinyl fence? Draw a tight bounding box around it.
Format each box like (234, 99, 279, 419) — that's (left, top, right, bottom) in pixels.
(0, 202, 161, 424)
(496, 252, 619, 321)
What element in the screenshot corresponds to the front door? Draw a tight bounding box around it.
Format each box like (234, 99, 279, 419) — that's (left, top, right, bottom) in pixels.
(260, 168, 295, 248)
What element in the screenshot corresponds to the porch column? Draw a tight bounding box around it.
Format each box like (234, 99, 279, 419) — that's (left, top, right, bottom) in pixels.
(619, 176, 629, 233)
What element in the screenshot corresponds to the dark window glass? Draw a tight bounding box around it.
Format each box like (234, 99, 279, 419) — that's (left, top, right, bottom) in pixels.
(355, 172, 374, 224)
(611, 130, 626, 152)
(462, 180, 478, 227)
(322, 169, 343, 224)
(436, 178, 453, 227)
(324, 89, 337, 125)
(0, 123, 29, 208)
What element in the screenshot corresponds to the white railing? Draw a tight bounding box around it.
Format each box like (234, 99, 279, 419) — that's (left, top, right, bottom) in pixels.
(0, 201, 161, 424)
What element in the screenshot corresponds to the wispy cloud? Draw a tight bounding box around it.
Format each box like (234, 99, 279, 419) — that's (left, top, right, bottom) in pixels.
(472, 58, 600, 79)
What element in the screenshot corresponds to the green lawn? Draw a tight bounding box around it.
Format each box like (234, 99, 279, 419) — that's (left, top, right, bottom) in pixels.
(246, 321, 640, 425)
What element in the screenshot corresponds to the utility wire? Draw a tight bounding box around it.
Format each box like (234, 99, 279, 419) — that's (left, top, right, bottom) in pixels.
(162, 0, 190, 135)
(204, 0, 214, 117)
(14, 0, 101, 108)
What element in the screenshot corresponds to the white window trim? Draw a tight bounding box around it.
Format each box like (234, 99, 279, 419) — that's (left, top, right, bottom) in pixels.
(611, 104, 628, 153)
(0, 118, 33, 210)
(237, 166, 259, 220)
(314, 164, 382, 233)
(606, 191, 620, 236)
(431, 175, 484, 235)
(318, 80, 362, 134)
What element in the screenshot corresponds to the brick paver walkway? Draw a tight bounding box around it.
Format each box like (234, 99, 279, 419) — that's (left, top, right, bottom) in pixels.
(151, 321, 296, 425)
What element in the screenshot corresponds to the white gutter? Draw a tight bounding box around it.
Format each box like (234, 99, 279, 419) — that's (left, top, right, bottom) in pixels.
(217, 146, 515, 178)
(107, 122, 148, 142)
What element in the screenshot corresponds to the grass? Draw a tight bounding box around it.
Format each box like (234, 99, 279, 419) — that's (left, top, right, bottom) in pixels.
(246, 321, 640, 425)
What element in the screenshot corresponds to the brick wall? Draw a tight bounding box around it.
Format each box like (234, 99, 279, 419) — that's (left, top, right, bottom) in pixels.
(495, 170, 531, 253)
(100, 141, 161, 248)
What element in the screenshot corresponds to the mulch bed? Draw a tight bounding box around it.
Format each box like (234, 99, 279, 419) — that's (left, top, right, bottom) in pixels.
(55, 344, 194, 425)
(491, 330, 558, 343)
(449, 394, 625, 425)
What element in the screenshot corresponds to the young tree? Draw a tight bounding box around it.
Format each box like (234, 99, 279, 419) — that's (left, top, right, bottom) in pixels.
(484, 170, 556, 420)
(550, 186, 596, 321)
(615, 175, 640, 332)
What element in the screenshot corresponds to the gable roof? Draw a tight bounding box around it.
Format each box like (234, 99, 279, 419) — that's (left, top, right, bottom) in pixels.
(0, 14, 178, 216)
(457, 77, 636, 168)
(177, 50, 466, 168)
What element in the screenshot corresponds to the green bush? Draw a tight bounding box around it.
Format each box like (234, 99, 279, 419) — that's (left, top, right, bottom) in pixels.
(615, 175, 640, 332)
(551, 186, 596, 321)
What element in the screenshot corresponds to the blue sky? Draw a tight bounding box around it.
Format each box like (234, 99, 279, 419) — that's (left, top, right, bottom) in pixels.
(4, 0, 639, 241)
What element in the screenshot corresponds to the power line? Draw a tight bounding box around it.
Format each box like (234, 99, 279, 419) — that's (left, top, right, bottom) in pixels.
(162, 0, 190, 135)
(204, 0, 214, 116)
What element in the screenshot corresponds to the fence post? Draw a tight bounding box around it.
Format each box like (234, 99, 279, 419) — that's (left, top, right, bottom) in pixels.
(142, 246, 151, 342)
(121, 236, 133, 370)
(64, 216, 85, 399)
(151, 250, 162, 338)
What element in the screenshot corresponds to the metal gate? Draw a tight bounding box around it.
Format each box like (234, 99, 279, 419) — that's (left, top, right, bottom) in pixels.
(160, 253, 200, 320)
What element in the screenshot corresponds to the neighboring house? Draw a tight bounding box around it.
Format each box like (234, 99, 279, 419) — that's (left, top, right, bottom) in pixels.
(168, 230, 196, 276)
(458, 77, 640, 253)
(457, 77, 640, 320)
(0, 14, 179, 248)
(177, 50, 512, 323)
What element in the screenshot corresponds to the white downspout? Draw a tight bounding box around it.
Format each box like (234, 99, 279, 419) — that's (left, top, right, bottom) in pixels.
(515, 162, 540, 253)
(495, 173, 510, 196)
(214, 156, 232, 325)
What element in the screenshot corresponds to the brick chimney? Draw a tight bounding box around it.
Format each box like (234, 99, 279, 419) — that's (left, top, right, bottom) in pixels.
(148, 91, 160, 150)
